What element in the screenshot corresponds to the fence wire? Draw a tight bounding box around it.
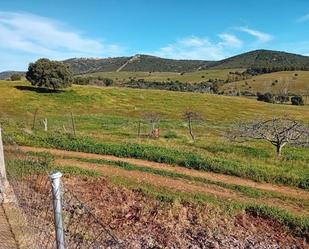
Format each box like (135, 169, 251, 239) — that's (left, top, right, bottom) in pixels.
(2, 129, 123, 249)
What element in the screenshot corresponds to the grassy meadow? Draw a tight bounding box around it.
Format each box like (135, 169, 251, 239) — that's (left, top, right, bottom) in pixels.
(2, 79, 309, 237)
(85, 68, 238, 83)
(222, 70, 309, 95)
(1, 79, 309, 186)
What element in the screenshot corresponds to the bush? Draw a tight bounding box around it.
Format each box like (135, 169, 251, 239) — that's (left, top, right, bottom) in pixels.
(275, 95, 289, 104)
(10, 74, 22, 81)
(257, 92, 274, 103)
(291, 96, 304, 106)
(103, 78, 113, 86)
(163, 131, 179, 139)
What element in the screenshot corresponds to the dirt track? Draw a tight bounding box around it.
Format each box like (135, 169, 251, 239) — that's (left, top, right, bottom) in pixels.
(17, 146, 309, 199)
(10, 146, 309, 216)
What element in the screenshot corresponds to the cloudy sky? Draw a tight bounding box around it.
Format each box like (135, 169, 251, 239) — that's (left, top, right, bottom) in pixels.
(1, 0, 309, 71)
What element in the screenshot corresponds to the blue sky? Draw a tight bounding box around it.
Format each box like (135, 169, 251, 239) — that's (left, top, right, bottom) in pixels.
(1, 0, 309, 71)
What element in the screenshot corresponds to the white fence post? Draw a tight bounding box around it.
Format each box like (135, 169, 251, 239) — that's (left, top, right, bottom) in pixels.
(0, 127, 7, 182)
(49, 171, 65, 249)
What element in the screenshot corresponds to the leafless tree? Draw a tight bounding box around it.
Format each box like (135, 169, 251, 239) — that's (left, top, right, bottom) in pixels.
(228, 117, 309, 156)
(278, 77, 291, 97)
(183, 111, 203, 141)
(143, 112, 160, 137)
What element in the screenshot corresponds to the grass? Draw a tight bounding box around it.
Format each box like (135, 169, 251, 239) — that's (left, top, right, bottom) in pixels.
(109, 175, 309, 238)
(67, 156, 308, 208)
(0, 80, 308, 189)
(222, 70, 309, 95)
(11, 132, 308, 189)
(5, 146, 309, 238)
(1, 80, 308, 239)
(85, 69, 238, 84)
(6, 152, 101, 179)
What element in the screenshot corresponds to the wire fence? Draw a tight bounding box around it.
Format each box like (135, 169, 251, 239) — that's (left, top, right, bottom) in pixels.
(1, 128, 124, 249)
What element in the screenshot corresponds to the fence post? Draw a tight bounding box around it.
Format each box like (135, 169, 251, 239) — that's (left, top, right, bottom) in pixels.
(0, 127, 7, 181)
(49, 171, 65, 249)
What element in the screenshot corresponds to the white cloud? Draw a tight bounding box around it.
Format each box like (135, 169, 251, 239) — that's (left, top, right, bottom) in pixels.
(152, 35, 242, 60)
(0, 11, 123, 60)
(238, 27, 273, 43)
(218, 33, 242, 48)
(297, 13, 309, 22)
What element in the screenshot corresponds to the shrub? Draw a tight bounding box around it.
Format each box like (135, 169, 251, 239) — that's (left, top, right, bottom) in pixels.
(275, 95, 289, 103)
(257, 92, 274, 103)
(291, 96, 304, 106)
(103, 78, 113, 86)
(163, 131, 179, 139)
(10, 74, 22, 81)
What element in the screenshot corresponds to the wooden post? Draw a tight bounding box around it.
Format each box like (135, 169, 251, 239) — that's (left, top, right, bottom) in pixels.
(32, 108, 38, 130)
(70, 112, 76, 136)
(0, 127, 7, 181)
(137, 121, 141, 138)
(43, 118, 48, 132)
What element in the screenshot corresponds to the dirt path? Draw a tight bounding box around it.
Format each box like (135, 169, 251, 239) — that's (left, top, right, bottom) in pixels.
(56, 158, 307, 215)
(16, 146, 309, 200)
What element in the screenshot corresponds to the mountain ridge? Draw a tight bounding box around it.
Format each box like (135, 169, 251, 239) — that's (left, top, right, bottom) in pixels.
(1, 49, 309, 79)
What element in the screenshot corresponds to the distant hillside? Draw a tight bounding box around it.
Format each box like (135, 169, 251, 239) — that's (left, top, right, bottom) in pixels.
(0, 71, 25, 80)
(64, 54, 213, 74)
(63, 57, 130, 74)
(2, 49, 309, 77)
(119, 54, 213, 72)
(64, 50, 309, 75)
(208, 50, 309, 71)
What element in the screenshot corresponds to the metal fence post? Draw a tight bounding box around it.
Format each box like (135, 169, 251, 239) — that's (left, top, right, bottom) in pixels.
(49, 171, 65, 249)
(0, 127, 7, 181)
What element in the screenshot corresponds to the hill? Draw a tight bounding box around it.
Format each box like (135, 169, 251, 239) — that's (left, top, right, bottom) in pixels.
(2, 49, 309, 78)
(64, 54, 213, 74)
(63, 56, 130, 74)
(63, 50, 309, 75)
(0, 71, 25, 80)
(208, 49, 309, 71)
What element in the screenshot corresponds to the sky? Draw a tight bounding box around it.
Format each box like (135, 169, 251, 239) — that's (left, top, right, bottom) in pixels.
(1, 0, 309, 71)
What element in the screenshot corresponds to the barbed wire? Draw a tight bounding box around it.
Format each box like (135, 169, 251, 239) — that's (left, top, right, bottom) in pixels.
(1, 127, 124, 249)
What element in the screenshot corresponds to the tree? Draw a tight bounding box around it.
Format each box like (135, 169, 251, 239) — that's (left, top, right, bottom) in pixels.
(228, 117, 309, 156)
(10, 74, 21, 81)
(183, 111, 203, 141)
(103, 78, 113, 86)
(143, 112, 160, 137)
(291, 96, 304, 106)
(26, 58, 73, 90)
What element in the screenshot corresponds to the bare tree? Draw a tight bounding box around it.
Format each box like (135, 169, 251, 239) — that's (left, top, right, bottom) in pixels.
(228, 117, 309, 156)
(143, 112, 160, 137)
(183, 111, 203, 141)
(277, 77, 291, 102)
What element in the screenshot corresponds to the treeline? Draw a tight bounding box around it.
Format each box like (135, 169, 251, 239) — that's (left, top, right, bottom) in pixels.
(246, 66, 309, 76)
(257, 92, 305, 105)
(125, 79, 224, 93)
(74, 76, 114, 86)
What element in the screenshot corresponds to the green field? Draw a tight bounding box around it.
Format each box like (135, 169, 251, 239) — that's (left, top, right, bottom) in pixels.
(1, 79, 309, 238)
(222, 70, 309, 95)
(1, 80, 309, 184)
(85, 68, 239, 84)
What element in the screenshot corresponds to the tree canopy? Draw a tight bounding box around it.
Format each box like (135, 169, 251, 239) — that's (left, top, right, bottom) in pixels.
(26, 58, 73, 90)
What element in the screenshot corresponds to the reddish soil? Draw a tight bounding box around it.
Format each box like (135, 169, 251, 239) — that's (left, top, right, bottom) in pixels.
(63, 176, 308, 249)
